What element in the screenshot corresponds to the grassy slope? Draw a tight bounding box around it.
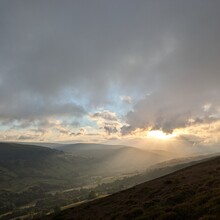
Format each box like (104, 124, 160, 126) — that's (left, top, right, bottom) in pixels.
(56, 143, 174, 174)
(0, 142, 174, 191)
(0, 142, 94, 191)
(46, 156, 220, 220)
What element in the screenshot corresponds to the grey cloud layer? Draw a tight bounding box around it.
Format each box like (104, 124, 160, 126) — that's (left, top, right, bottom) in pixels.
(90, 111, 121, 134)
(0, 0, 220, 133)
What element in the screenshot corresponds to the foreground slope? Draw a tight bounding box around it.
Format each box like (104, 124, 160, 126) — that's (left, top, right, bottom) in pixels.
(46, 156, 220, 220)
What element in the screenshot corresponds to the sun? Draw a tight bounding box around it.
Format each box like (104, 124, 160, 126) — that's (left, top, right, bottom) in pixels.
(147, 130, 176, 140)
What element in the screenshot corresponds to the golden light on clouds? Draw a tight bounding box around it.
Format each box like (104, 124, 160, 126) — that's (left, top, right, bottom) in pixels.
(147, 130, 177, 140)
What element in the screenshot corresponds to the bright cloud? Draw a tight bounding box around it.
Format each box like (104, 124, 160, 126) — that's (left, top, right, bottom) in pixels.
(0, 1, 220, 147)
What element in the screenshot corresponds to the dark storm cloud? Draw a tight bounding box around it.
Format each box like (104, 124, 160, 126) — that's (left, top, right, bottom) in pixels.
(0, 0, 220, 132)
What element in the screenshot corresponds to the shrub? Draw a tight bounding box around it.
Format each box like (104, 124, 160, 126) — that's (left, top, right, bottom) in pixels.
(157, 212, 178, 220)
(164, 180, 172, 185)
(173, 203, 194, 219)
(123, 208, 144, 219)
(198, 215, 217, 220)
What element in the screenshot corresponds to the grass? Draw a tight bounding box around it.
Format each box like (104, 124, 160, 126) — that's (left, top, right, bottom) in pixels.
(42, 156, 220, 220)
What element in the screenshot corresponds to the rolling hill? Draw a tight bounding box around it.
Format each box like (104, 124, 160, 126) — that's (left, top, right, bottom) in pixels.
(55, 143, 175, 174)
(0, 142, 176, 189)
(0, 142, 177, 219)
(2, 142, 219, 220)
(0, 142, 96, 191)
(45, 156, 220, 220)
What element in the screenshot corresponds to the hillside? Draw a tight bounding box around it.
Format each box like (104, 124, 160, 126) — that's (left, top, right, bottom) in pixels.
(0, 142, 178, 219)
(0, 142, 102, 218)
(0, 142, 175, 187)
(1, 143, 219, 220)
(0, 142, 97, 191)
(45, 156, 220, 220)
(55, 143, 174, 173)
(0, 142, 57, 160)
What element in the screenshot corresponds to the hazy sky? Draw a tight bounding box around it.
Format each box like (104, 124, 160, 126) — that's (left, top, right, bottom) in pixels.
(1, 0, 220, 146)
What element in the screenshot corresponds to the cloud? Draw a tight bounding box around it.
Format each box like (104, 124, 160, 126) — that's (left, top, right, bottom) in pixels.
(90, 111, 118, 121)
(90, 110, 122, 135)
(122, 91, 220, 135)
(120, 96, 132, 104)
(0, 1, 220, 142)
(18, 135, 35, 141)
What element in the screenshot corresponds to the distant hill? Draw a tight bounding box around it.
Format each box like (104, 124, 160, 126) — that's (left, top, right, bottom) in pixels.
(1, 142, 219, 220)
(0, 142, 58, 160)
(17, 142, 64, 148)
(0, 142, 175, 192)
(55, 143, 129, 158)
(45, 156, 220, 220)
(0, 142, 95, 191)
(55, 143, 174, 173)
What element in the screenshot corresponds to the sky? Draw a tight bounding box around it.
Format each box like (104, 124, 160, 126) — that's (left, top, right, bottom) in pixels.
(1, 0, 220, 149)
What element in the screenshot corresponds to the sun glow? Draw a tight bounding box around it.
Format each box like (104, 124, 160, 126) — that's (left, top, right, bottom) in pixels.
(147, 130, 176, 140)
